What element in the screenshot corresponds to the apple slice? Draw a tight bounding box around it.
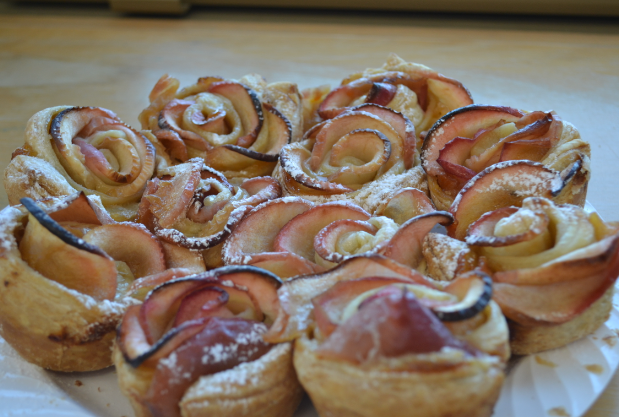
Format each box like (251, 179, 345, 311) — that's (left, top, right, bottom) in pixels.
(314, 219, 378, 265)
(436, 137, 477, 181)
(315, 289, 478, 364)
(308, 110, 403, 173)
(365, 82, 398, 106)
(381, 211, 454, 268)
(465, 206, 549, 247)
(207, 81, 263, 148)
(239, 251, 324, 279)
(128, 268, 195, 300)
(448, 161, 564, 240)
(19, 198, 117, 301)
(279, 145, 354, 194)
(273, 202, 371, 261)
(222, 198, 314, 264)
(350, 103, 417, 169)
(317, 79, 374, 119)
(373, 187, 435, 224)
(144, 318, 270, 417)
(312, 276, 419, 338)
(263, 254, 437, 343)
(83, 223, 166, 279)
(435, 271, 493, 321)
(48, 191, 115, 225)
(327, 129, 391, 186)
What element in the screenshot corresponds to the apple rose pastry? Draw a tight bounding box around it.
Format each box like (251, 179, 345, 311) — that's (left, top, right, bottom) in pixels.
(222, 190, 445, 279)
(4, 106, 157, 221)
(113, 266, 303, 417)
(264, 255, 509, 417)
(274, 103, 427, 213)
(0, 192, 173, 371)
(421, 105, 590, 210)
(464, 197, 619, 354)
(136, 158, 281, 271)
(306, 53, 473, 139)
(139, 73, 302, 181)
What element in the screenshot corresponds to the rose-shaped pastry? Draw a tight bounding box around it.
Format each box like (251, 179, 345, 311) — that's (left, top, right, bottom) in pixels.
(274, 103, 427, 213)
(113, 266, 303, 417)
(422, 105, 590, 210)
(464, 197, 619, 354)
(223, 191, 443, 279)
(139, 73, 302, 181)
(264, 255, 508, 417)
(305, 53, 473, 139)
(4, 106, 157, 221)
(136, 158, 281, 268)
(0, 192, 174, 371)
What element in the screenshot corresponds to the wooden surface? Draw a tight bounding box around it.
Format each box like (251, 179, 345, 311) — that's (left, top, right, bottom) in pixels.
(0, 4, 618, 416)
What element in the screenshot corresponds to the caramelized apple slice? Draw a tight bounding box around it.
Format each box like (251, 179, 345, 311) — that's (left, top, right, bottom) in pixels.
(448, 161, 564, 240)
(314, 219, 378, 266)
(380, 211, 454, 268)
(273, 202, 371, 261)
(144, 318, 271, 417)
(19, 198, 117, 301)
(312, 276, 424, 338)
(316, 289, 478, 364)
(128, 268, 195, 300)
(493, 233, 619, 325)
(222, 197, 314, 266)
(83, 223, 166, 278)
(207, 81, 264, 148)
(365, 82, 398, 106)
(435, 271, 493, 321)
(264, 255, 437, 343)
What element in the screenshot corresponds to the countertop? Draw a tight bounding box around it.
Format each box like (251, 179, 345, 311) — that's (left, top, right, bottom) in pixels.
(0, 4, 618, 416)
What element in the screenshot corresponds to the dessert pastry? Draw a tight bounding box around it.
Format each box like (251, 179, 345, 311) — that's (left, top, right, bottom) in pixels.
(139, 73, 302, 181)
(447, 160, 577, 241)
(5, 106, 158, 221)
(421, 105, 590, 210)
(222, 191, 446, 279)
(304, 53, 474, 139)
(136, 158, 281, 268)
(264, 255, 509, 417)
(464, 196, 619, 354)
(0, 192, 172, 371)
(274, 103, 427, 213)
(114, 266, 303, 417)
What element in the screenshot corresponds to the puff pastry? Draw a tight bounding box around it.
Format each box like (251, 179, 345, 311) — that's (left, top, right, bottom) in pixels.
(5, 106, 158, 221)
(113, 266, 303, 417)
(422, 105, 590, 210)
(139, 74, 302, 181)
(305, 53, 473, 139)
(464, 197, 619, 354)
(0, 193, 166, 371)
(222, 191, 444, 279)
(264, 255, 509, 417)
(274, 103, 427, 213)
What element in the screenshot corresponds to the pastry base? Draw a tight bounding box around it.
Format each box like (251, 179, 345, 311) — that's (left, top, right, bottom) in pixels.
(509, 285, 614, 355)
(294, 335, 505, 417)
(113, 341, 304, 417)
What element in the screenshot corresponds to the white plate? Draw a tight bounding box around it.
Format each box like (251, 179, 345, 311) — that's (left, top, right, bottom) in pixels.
(2, 288, 619, 417)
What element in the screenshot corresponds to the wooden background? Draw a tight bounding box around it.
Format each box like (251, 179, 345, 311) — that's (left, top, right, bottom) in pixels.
(0, 3, 618, 416)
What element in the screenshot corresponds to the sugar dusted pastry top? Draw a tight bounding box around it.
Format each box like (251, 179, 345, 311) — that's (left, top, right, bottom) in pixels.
(139, 73, 302, 181)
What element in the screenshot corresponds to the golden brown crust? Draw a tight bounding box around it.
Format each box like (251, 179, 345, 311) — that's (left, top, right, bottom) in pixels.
(509, 285, 614, 355)
(113, 342, 303, 417)
(294, 335, 504, 417)
(0, 208, 133, 371)
(4, 155, 76, 205)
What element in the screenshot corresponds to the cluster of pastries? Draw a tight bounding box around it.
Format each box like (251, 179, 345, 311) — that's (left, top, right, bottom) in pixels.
(1, 53, 617, 417)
